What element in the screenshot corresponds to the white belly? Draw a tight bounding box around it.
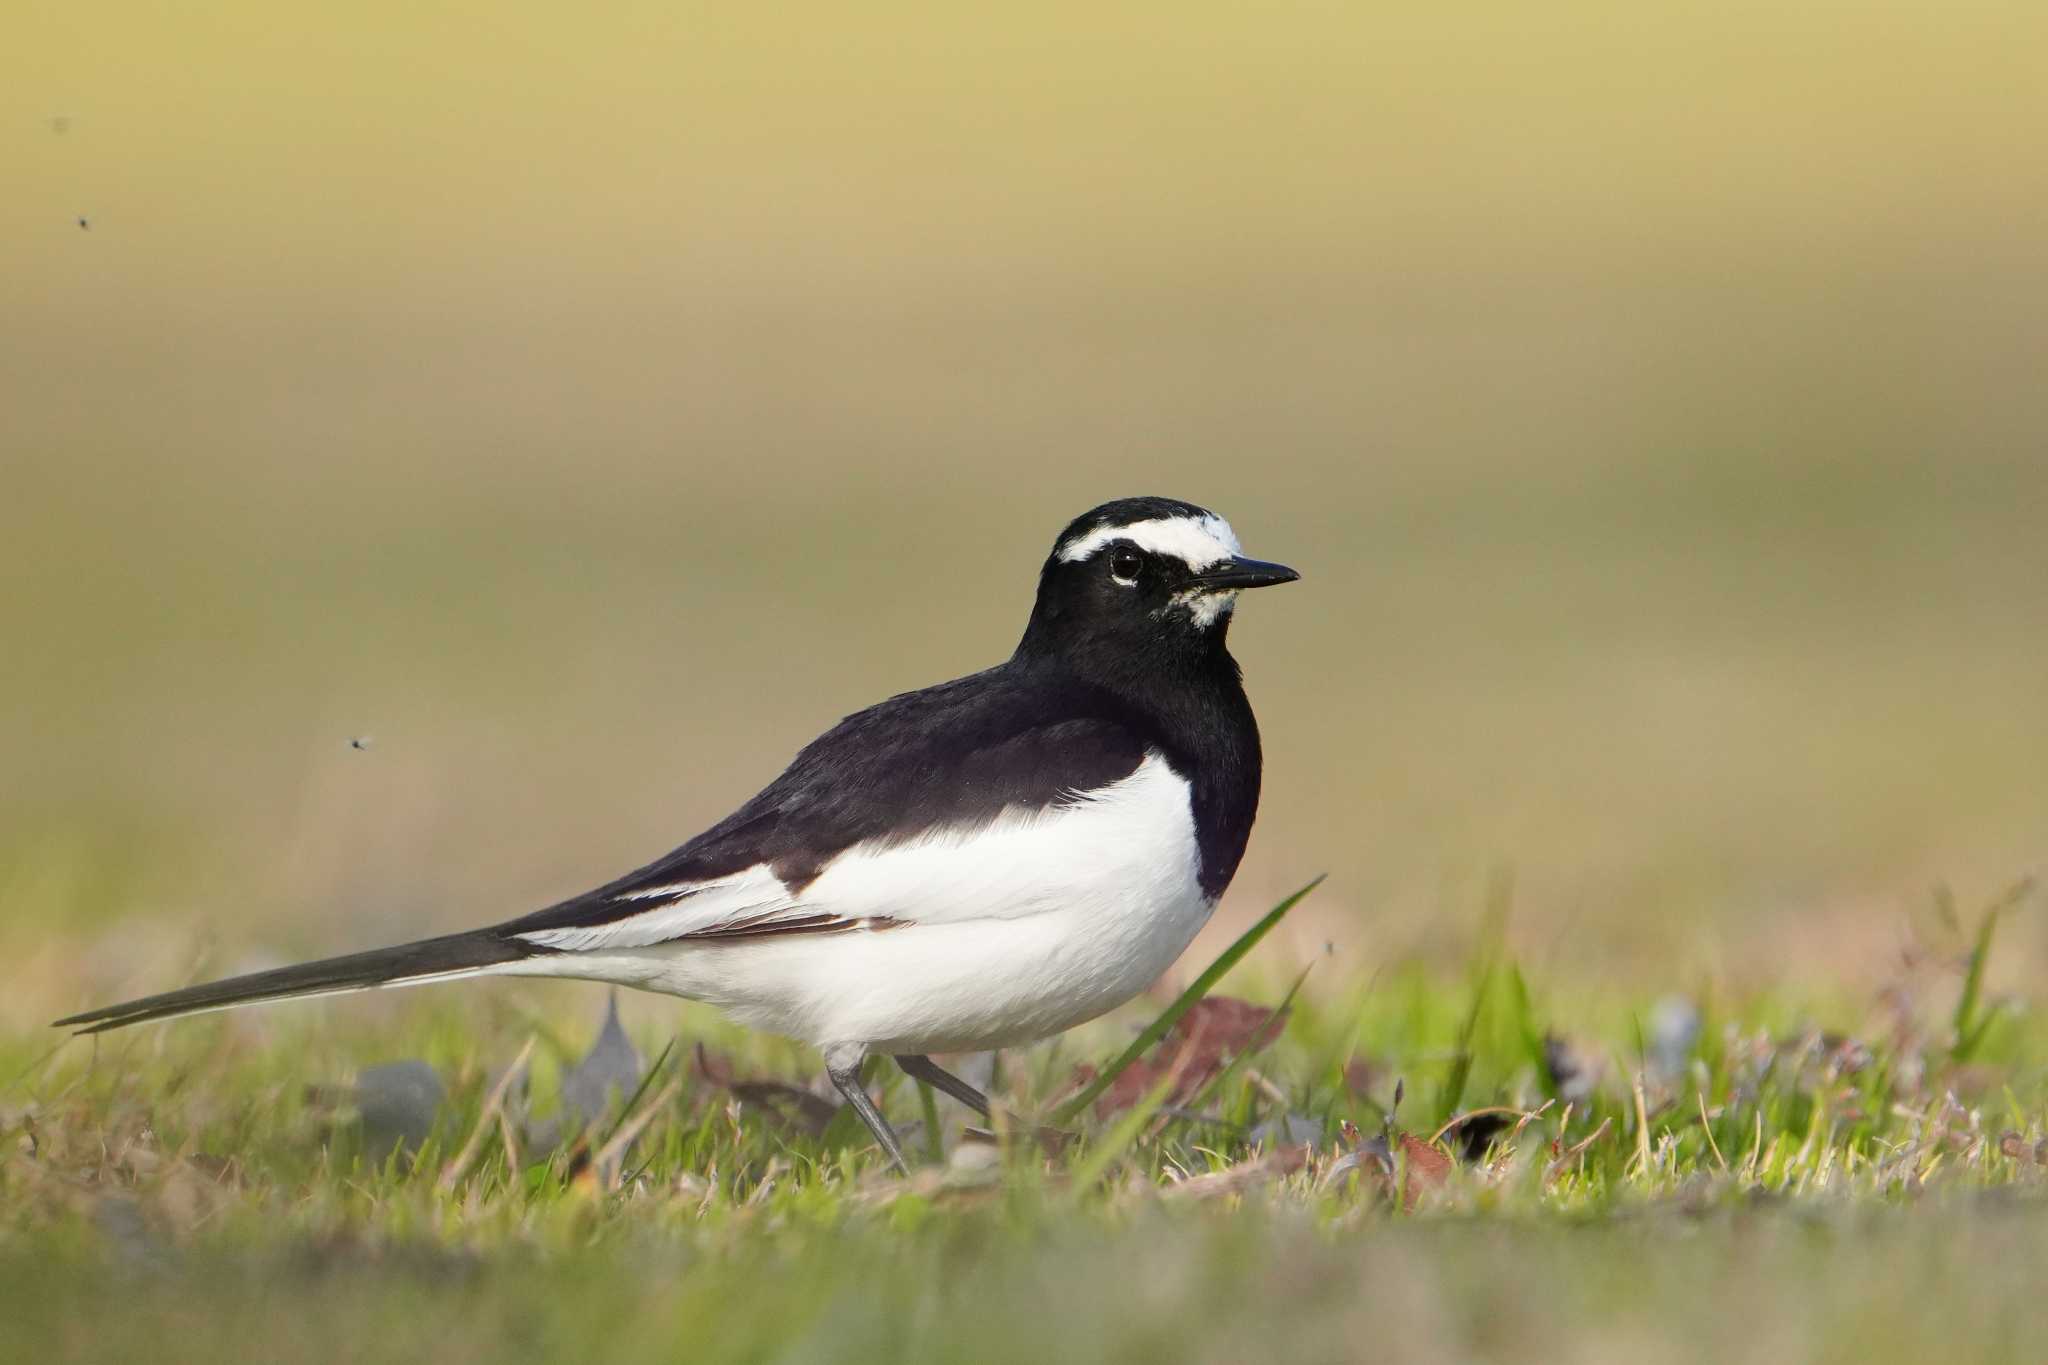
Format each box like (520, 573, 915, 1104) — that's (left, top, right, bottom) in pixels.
(500, 754, 1217, 1051)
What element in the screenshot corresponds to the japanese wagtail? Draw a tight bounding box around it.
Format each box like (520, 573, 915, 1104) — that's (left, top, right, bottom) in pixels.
(57, 496, 1299, 1170)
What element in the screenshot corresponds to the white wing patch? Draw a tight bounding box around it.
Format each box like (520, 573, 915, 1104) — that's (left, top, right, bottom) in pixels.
(512, 754, 1201, 953)
(515, 868, 806, 951)
(1057, 515, 1241, 571)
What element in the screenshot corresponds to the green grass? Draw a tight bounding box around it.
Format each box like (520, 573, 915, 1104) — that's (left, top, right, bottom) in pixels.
(6, 883, 2047, 1363)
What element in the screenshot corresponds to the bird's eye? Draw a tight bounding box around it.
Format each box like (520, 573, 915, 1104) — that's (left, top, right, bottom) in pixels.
(1109, 551, 1143, 585)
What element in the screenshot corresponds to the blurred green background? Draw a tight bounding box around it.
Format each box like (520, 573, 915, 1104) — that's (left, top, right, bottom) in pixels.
(4, 0, 2045, 1023)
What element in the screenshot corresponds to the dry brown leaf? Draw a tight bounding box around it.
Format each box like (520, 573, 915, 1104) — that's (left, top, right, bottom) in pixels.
(1163, 1144, 1312, 1200)
(692, 1043, 735, 1088)
(695, 1043, 837, 1134)
(1326, 1129, 1453, 1210)
(1398, 1132, 1453, 1195)
(1084, 997, 1290, 1116)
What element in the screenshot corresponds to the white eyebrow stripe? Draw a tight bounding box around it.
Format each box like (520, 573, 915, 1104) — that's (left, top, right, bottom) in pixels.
(1057, 515, 1242, 569)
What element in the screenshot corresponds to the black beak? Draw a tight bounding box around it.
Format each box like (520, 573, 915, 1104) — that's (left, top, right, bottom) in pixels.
(1188, 556, 1300, 591)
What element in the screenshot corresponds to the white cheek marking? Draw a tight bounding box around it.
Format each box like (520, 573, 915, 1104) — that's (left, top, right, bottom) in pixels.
(1058, 514, 1241, 570)
(1171, 588, 1238, 628)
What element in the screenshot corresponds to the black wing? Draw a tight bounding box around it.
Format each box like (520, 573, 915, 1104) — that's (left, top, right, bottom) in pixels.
(497, 663, 1153, 940)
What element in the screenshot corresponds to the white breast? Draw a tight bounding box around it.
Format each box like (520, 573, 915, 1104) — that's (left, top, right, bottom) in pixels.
(501, 753, 1218, 1052)
(801, 750, 1202, 926)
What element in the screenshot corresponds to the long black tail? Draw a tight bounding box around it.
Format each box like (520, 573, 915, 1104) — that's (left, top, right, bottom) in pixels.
(53, 930, 552, 1034)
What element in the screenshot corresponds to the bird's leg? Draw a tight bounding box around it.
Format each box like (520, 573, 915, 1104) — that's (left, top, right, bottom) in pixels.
(824, 1045, 908, 1174)
(900, 1053, 1077, 1158)
(893, 1054, 992, 1117)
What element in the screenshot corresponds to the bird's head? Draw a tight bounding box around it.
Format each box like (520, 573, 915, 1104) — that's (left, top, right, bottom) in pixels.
(1016, 496, 1298, 673)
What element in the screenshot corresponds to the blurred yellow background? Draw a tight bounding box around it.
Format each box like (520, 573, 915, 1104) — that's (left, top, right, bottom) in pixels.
(4, 1, 2044, 1014)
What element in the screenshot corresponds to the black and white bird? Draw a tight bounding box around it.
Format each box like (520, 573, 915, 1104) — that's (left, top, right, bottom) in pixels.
(56, 497, 1298, 1169)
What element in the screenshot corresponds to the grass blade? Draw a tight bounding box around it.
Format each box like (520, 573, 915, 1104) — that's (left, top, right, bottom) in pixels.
(1951, 878, 2035, 1065)
(1441, 867, 1513, 1121)
(1065, 1064, 1183, 1193)
(1166, 960, 1315, 1135)
(1056, 873, 1325, 1125)
(598, 1034, 678, 1152)
(916, 1080, 944, 1163)
(1506, 962, 1550, 1098)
